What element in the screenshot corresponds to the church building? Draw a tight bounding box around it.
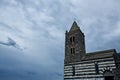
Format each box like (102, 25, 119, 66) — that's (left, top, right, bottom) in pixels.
(64, 21, 120, 80)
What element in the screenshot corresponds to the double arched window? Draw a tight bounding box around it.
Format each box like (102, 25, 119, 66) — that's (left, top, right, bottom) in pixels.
(71, 48, 75, 54)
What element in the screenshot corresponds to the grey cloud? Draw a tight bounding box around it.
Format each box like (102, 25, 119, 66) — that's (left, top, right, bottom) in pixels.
(0, 37, 16, 46)
(0, 37, 22, 50)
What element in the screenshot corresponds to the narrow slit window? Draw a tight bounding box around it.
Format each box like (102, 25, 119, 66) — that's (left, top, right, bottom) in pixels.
(71, 48, 72, 54)
(95, 62, 99, 74)
(73, 48, 75, 54)
(72, 66, 75, 76)
(70, 37, 72, 43)
(70, 36, 75, 43)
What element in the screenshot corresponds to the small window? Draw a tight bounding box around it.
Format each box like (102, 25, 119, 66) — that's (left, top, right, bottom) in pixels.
(70, 36, 75, 43)
(70, 37, 72, 43)
(71, 48, 72, 54)
(71, 48, 75, 54)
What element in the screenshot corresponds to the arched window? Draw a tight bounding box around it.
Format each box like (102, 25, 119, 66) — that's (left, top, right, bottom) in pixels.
(70, 36, 75, 43)
(71, 48, 75, 54)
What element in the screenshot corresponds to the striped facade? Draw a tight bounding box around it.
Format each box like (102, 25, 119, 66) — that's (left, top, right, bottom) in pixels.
(64, 22, 120, 80)
(64, 51, 116, 80)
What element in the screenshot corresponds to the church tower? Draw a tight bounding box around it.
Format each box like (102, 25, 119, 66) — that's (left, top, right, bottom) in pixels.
(64, 21, 86, 64)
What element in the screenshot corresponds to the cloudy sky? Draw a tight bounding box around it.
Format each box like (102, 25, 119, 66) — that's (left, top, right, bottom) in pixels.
(0, 0, 120, 80)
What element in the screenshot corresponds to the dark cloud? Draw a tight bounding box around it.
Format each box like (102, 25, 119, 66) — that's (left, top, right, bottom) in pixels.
(0, 37, 22, 50)
(0, 37, 16, 46)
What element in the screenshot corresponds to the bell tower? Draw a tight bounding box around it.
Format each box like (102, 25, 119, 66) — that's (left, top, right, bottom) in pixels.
(64, 21, 86, 64)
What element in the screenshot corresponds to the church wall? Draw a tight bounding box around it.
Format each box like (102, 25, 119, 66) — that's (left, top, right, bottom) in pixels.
(64, 57, 116, 80)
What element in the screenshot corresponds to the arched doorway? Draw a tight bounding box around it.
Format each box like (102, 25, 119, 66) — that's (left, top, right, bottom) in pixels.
(103, 70, 114, 80)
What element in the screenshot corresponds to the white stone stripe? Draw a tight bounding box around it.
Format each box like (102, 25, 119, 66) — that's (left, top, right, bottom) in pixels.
(64, 67, 72, 69)
(75, 68, 95, 72)
(76, 71, 95, 74)
(98, 61, 115, 64)
(64, 74, 103, 78)
(99, 63, 115, 67)
(65, 78, 104, 80)
(99, 65, 116, 69)
(64, 73, 73, 75)
(64, 68, 72, 71)
(65, 65, 72, 67)
(75, 66, 95, 69)
(75, 63, 95, 67)
(64, 70, 73, 73)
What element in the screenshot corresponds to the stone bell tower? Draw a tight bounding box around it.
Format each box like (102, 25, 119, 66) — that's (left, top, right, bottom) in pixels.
(64, 21, 86, 64)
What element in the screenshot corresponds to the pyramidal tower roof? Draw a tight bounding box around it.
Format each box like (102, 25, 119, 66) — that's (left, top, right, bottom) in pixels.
(69, 21, 80, 32)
